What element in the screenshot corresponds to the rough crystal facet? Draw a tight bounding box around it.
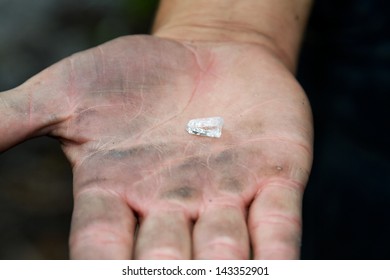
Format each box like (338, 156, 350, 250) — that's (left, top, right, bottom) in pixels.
(186, 117, 224, 138)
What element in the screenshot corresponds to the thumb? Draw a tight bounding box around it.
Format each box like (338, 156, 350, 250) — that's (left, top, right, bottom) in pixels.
(0, 62, 70, 152)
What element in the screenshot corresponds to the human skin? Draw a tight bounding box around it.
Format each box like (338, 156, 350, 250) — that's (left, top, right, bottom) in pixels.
(0, 0, 313, 259)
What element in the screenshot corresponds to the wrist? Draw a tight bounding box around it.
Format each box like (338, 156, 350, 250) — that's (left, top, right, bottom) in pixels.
(152, 0, 312, 72)
(153, 22, 294, 72)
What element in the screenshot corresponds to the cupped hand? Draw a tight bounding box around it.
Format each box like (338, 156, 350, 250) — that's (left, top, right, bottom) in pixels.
(0, 35, 313, 259)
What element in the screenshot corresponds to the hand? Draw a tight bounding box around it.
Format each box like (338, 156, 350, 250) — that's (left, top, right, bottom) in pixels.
(0, 35, 313, 259)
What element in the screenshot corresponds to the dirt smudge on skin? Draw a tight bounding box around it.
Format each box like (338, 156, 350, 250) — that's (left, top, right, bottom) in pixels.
(161, 185, 197, 200)
(219, 177, 243, 193)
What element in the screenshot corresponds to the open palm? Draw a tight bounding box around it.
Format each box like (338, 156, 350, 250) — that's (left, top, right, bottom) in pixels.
(1, 35, 313, 259)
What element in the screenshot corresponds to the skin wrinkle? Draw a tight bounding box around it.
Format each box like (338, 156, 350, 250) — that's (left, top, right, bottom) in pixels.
(75, 104, 120, 116)
(72, 89, 135, 95)
(131, 103, 180, 141)
(182, 43, 220, 80)
(92, 139, 111, 154)
(73, 182, 125, 203)
(74, 142, 181, 189)
(123, 98, 137, 129)
(236, 162, 260, 185)
(184, 43, 225, 88)
(251, 212, 302, 230)
(198, 239, 248, 259)
(138, 190, 196, 217)
(256, 177, 305, 196)
(176, 19, 269, 40)
(151, 142, 166, 157)
(138, 247, 186, 260)
(72, 146, 112, 171)
(195, 205, 249, 259)
(236, 97, 287, 117)
(178, 156, 207, 172)
(68, 87, 145, 133)
(158, 22, 293, 71)
(133, 71, 197, 139)
(74, 149, 143, 171)
(242, 136, 312, 155)
(70, 225, 130, 246)
(105, 143, 176, 160)
(76, 176, 108, 191)
(131, 53, 146, 125)
(158, 20, 274, 47)
(70, 222, 134, 258)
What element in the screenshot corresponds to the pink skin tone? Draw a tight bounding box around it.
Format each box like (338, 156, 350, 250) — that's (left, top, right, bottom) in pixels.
(0, 35, 313, 259)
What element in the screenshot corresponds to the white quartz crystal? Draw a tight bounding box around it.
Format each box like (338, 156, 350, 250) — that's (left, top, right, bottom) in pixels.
(186, 117, 224, 138)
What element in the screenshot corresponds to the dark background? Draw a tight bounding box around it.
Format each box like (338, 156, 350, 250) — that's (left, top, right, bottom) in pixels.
(0, 0, 389, 259)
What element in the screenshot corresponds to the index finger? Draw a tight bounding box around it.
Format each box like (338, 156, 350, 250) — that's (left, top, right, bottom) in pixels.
(69, 186, 137, 259)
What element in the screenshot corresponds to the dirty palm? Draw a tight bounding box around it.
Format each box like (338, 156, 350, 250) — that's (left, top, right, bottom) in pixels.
(4, 35, 313, 259)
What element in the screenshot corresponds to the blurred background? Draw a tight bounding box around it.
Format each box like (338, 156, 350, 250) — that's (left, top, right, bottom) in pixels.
(0, 0, 389, 259)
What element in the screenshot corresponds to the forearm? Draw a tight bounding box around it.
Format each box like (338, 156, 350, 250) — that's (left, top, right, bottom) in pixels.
(153, 0, 312, 72)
